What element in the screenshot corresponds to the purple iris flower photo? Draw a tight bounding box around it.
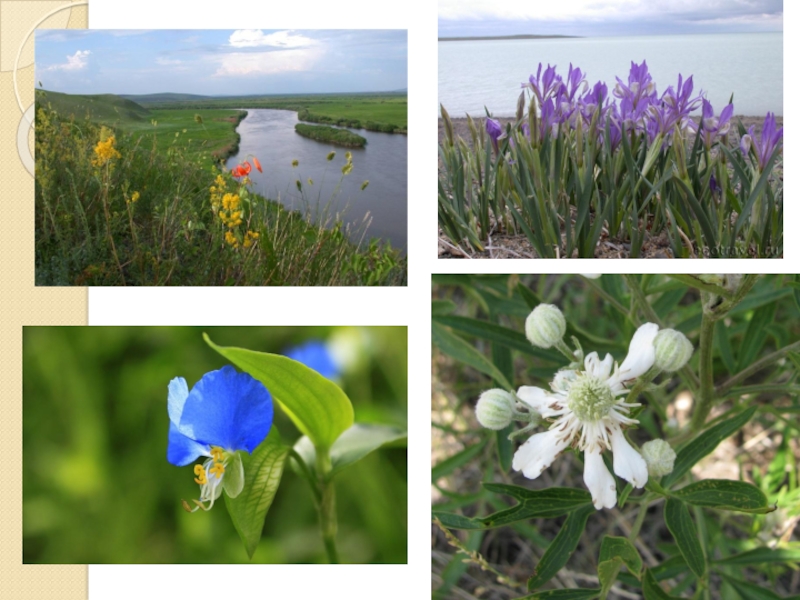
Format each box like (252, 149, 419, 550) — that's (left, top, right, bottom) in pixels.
(740, 112, 783, 170)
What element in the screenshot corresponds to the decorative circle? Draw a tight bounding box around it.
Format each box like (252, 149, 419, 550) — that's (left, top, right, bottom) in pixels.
(17, 104, 35, 177)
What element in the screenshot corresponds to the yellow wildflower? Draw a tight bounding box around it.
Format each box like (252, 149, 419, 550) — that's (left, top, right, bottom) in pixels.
(341, 162, 353, 175)
(345, 151, 352, 162)
(92, 135, 121, 167)
(126, 191, 140, 204)
(224, 231, 239, 247)
(292, 159, 299, 168)
(243, 230, 259, 249)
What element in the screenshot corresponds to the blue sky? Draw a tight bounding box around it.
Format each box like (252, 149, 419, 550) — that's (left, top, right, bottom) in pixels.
(36, 29, 407, 95)
(439, 0, 784, 37)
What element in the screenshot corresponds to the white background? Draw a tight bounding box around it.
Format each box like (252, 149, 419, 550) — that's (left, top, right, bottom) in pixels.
(87, 0, 796, 598)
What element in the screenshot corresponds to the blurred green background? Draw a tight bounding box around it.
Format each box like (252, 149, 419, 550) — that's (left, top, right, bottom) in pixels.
(23, 326, 407, 564)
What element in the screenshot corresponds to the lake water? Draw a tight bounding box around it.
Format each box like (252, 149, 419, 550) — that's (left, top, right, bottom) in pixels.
(439, 33, 783, 118)
(226, 109, 407, 252)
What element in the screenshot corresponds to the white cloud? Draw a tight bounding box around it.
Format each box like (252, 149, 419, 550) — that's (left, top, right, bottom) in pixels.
(214, 47, 323, 76)
(156, 57, 183, 66)
(46, 49, 90, 71)
(228, 30, 318, 48)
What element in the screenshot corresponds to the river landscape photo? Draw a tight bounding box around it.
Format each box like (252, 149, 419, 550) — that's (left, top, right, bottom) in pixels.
(35, 29, 407, 286)
(437, 0, 784, 259)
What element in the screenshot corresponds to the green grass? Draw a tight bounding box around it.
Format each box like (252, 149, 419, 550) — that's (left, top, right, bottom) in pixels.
(135, 93, 408, 133)
(34, 94, 406, 286)
(38, 90, 245, 161)
(294, 124, 367, 147)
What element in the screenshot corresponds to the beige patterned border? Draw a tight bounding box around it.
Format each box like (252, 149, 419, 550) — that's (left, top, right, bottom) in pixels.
(1, 1, 88, 598)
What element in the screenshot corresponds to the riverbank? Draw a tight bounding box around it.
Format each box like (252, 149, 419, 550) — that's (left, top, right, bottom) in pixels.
(35, 104, 407, 285)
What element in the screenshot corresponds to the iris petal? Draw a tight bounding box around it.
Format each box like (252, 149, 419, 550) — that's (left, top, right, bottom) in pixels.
(178, 366, 273, 453)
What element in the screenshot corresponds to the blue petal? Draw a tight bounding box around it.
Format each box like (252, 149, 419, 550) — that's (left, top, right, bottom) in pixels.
(285, 341, 339, 379)
(168, 377, 189, 427)
(167, 421, 209, 466)
(177, 366, 273, 453)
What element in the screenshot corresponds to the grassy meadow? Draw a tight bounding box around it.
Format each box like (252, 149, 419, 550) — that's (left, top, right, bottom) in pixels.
(132, 92, 408, 133)
(34, 90, 406, 286)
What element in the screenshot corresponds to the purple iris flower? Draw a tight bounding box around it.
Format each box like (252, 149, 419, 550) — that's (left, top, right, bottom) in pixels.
(740, 112, 783, 170)
(486, 117, 503, 152)
(700, 99, 734, 149)
(526, 63, 563, 107)
(614, 60, 658, 114)
(563, 63, 588, 101)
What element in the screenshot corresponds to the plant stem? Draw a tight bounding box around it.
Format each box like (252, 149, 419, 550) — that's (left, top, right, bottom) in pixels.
(316, 448, 339, 564)
(690, 304, 717, 432)
(288, 448, 321, 503)
(598, 493, 653, 600)
(715, 341, 800, 397)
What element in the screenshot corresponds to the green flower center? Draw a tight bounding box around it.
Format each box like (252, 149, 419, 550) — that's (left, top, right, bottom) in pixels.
(567, 375, 616, 422)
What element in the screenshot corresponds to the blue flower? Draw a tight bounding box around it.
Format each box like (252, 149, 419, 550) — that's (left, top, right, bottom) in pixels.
(167, 366, 273, 511)
(285, 340, 339, 380)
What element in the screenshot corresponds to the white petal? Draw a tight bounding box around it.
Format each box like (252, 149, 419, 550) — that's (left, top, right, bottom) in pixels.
(617, 323, 659, 381)
(583, 447, 617, 509)
(512, 428, 568, 479)
(517, 386, 561, 417)
(610, 427, 648, 488)
(585, 352, 614, 380)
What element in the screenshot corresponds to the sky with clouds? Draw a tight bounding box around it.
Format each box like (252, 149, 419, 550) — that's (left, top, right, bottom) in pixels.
(439, 0, 783, 37)
(36, 29, 407, 95)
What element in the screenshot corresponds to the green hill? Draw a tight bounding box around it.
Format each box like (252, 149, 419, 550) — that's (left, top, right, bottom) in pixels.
(37, 90, 151, 125)
(120, 92, 212, 104)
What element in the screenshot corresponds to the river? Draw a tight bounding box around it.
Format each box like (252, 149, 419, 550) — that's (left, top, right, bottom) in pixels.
(226, 109, 407, 252)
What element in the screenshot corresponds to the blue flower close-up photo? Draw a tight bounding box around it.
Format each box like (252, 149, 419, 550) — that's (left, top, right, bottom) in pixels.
(167, 366, 274, 511)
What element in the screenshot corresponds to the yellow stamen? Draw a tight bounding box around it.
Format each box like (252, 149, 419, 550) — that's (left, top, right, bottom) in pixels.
(210, 446, 224, 462)
(193, 463, 207, 485)
(209, 462, 225, 479)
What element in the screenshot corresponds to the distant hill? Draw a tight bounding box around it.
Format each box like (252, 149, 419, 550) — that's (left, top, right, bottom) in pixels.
(37, 90, 151, 123)
(119, 92, 213, 104)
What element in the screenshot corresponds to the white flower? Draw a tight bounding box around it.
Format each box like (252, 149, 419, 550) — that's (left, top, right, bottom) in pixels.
(512, 323, 658, 509)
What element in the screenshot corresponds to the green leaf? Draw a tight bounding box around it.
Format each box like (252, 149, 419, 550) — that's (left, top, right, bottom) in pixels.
(599, 535, 642, 576)
(528, 504, 594, 590)
(432, 322, 513, 389)
(483, 484, 593, 525)
(720, 573, 783, 600)
(434, 314, 555, 360)
(664, 498, 706, 578)
(642, 568, 681, 600)
(431, 439, 487, 483)
(433, 485, 593, 530)
(714, 547, 800, 566)
(204, 334, 354, 450)
(432, 299, 457, 316)
(224, 428, 290, 559)
(673, 479, 774, 513)
(516, 589, 600, 600)
(293, 423, 406, 480)
(662, 405, 757, 488)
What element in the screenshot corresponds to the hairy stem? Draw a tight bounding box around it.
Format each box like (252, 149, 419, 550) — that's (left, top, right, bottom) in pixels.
(716, 341, 800, 397)
(690, 305, 717, 432)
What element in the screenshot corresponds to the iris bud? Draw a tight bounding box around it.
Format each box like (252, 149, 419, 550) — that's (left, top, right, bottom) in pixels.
(525, 304, 566, 349)
(641, 439, 677, 477)
(476, 389, 515, 430)
(653, 329, 693, 372)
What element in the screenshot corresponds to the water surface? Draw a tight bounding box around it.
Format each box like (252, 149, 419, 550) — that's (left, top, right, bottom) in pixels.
(227, 109, 407, 252)
(439, 33, 783, 118)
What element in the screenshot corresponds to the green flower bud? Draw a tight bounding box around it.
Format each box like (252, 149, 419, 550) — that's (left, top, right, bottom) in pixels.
(641, 439, 677, 477)
(525, 304, 566, 349)
(653, 329, 693, 372)
(475, 389, 515, 430)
